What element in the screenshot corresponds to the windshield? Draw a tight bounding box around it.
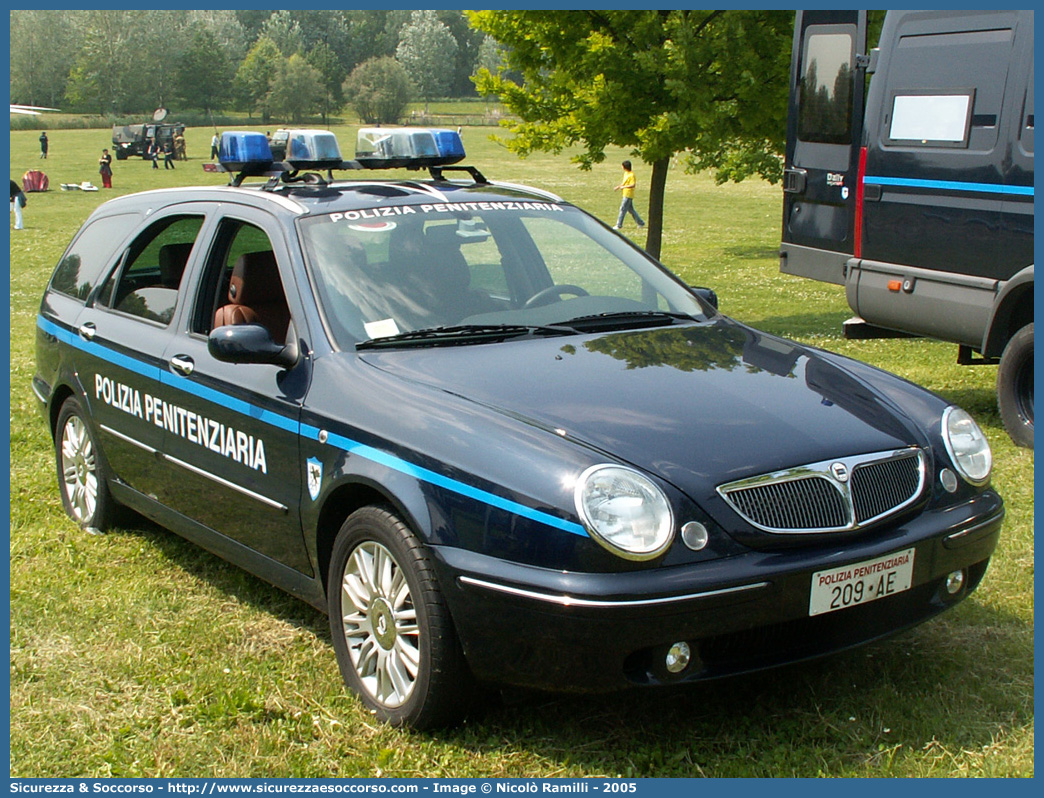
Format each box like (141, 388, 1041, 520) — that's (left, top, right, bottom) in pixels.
(298, 197, 710, 349)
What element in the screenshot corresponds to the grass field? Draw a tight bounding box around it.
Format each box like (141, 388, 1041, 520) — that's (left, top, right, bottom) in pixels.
(8, 125, 1034, 778)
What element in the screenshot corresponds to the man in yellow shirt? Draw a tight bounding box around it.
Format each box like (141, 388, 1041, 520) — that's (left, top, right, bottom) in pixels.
(612, 160, 645, 230)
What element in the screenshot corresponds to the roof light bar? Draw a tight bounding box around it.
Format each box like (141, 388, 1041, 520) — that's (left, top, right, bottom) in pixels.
(355, 128, 465, 169)
(205, 128, 475, 187)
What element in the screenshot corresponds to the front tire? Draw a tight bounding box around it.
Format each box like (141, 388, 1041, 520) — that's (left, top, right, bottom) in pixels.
(997, 323, 1033, 448)
(327, 506, 472, 729)
(54, 397, 117, 531)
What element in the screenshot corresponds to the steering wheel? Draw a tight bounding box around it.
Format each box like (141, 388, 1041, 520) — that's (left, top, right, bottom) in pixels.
(523, 284, 590, 309)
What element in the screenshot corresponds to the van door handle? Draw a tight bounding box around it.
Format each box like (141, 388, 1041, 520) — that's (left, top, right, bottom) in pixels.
(169, 355, 195, 376)
(77, 323, 96, 341)
(783, 168, 807, 194)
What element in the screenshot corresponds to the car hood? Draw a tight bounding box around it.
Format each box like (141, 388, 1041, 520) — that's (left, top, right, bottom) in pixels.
(357, 320, 926, 504)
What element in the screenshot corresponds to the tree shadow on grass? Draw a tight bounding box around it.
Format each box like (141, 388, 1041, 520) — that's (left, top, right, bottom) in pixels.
(734, 311, 851, 339)
(448, 605, 1033, 776)
(115, 513, 329, 640)
(108, 512, 1031, 777)
(724, 245, 781, 261)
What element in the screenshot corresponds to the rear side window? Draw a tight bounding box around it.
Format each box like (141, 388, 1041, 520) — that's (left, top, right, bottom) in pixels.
(50, 213, 139, 302)
(97, 215, 205, 326)
(882, 24, 1015, 151)
(798, 27, 855, 144)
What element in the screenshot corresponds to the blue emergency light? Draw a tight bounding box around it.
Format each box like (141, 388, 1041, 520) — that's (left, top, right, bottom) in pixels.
(218, 132, 274, 170)
(208, 128, 476, 187)
(355, 128, 465, 169)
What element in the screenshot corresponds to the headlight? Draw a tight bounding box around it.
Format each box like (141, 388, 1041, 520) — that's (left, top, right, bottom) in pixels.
(942, 406, 992, 485)
(574, 465, 674, 560)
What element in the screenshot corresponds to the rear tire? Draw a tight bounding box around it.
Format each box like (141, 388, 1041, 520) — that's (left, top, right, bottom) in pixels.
(327, 505, 473, 729)
(997, 323, 1033, 448)
(54, 397, 117, 531)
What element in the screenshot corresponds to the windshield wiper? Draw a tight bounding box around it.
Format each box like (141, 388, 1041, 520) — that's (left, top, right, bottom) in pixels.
(560, 310, 697, 331)
(356, 323, 577, 350)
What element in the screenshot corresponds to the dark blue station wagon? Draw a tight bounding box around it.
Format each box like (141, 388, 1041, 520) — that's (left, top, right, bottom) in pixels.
(34, 131, 1004, 728)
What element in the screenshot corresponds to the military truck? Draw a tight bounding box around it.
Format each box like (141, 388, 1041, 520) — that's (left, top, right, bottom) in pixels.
(111, 122, 186, 160)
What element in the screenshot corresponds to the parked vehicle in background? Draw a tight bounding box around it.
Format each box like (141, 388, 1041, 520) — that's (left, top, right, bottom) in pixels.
(268, 129, 290, 160)
(780, 10, 1034, 447)
(112, 121, 186, 161)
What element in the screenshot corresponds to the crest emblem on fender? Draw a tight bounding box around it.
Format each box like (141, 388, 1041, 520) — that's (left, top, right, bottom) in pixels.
(307, 457, 323, 501)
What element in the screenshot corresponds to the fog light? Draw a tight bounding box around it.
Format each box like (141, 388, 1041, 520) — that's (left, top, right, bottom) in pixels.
(665, 641, 691, 673)
(945, 570, 965, 595)
(681, 521, 709, 551)
(940, 468, 958, 493)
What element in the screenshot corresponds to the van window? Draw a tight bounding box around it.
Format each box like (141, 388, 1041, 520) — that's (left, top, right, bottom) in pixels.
(888, 92, 972, 145)
(883, 25, 1014, 151)
(798, 27, 855, 144)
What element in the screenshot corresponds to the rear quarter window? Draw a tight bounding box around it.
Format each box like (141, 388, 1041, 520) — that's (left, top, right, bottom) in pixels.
(50, 213, 140, 302)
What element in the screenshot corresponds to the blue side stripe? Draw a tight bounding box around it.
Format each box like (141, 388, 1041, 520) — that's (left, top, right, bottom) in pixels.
(863, 176, 1034, 197)
(301, 424, 586, 537)
(39, 315, 587, 537)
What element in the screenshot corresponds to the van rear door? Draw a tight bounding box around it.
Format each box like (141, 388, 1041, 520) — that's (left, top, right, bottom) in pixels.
(780, 11, 867, 285)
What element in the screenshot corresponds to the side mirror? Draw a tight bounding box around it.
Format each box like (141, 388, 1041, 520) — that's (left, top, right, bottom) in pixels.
(208, 324, 298, 368)
(691, 286, 718, 310)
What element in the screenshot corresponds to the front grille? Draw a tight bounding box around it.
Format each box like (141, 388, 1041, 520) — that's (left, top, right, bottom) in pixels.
(852, 453, 924, 524)
(718, 448, 926, 534)
(724, 476, 848, 530)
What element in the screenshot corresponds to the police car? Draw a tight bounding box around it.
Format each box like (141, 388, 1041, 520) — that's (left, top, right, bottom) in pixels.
(34, 129, 1004, 729)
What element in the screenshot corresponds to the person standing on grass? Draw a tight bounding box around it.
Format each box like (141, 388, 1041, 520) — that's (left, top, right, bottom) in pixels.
(211, 132, 220, 160)
(163, 140, 176, 170)
(99, 149, 114, 189)
(39, 131, 49, 159)
(148, 139, 159, 169)
(11, 179, 26, 230)
(612, 160, 645, 230)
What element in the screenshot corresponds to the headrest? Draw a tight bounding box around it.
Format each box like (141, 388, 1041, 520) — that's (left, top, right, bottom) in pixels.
(158, 242, 193, 287)
(228, 250, 282, 305)
(421, 226, 469, 290)
(424, 224, 462, 246)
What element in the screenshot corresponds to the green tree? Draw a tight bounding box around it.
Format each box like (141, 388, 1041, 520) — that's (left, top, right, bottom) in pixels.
(306, 42, 344, 125)
(65, 10, 164, 115)
(187, 10, 249, 65)
(132, 11, 188, 113)
(395, 10, 458, 114)
(10, 10, 76, 108)
(432, 10, 486, 97)
(343, 57, 412, 125)
(234, 37, 282, 122)
(267, 53, 323, 123)
(470, 10, 794, 259)
(261, 11, 304, 58)
(177, 28, 232, 114)
(342, 11, 405, 73)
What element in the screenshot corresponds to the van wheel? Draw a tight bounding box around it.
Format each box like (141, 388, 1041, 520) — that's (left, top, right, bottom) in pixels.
(327, 506, 472, 729)
(55, 397, 117, 531)
(997, 323, 1033, 448)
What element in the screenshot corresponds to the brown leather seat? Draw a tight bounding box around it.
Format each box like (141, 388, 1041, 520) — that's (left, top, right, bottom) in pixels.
(213, 251, 290, 344)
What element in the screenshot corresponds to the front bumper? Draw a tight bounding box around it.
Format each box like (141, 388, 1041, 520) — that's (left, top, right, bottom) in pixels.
(431, 491, 1003, 692)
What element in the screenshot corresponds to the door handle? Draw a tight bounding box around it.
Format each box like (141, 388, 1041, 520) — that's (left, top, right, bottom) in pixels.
(783, 168, 807, 194)
(77, 322, 96, 341)
(169, 355, 195, 376)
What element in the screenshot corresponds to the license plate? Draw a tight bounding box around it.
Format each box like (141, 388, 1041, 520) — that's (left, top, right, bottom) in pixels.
(809, 548, 915, 617)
